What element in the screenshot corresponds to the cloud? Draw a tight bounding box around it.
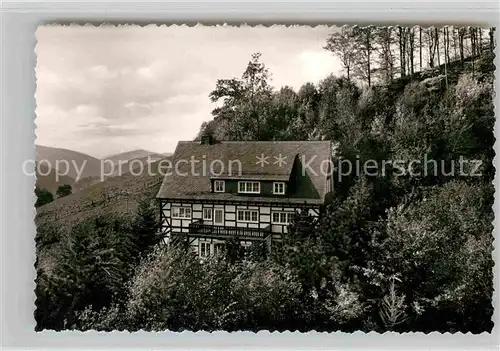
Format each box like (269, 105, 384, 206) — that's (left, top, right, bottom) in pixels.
(36, 25, 341, 158)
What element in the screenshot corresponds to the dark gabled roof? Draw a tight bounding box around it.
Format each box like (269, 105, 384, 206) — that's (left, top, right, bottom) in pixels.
(211, 174, 291, 181)
(156, 140, 331, 205)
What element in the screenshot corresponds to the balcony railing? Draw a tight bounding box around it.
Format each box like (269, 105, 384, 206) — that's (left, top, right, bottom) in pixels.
(189, 220, 270, 239)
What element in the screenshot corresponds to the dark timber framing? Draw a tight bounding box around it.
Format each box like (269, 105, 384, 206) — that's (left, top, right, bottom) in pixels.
(158, 197, 322, 255)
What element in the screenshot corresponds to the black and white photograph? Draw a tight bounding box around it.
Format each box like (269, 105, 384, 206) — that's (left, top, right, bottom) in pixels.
(33, 24, 496, 333)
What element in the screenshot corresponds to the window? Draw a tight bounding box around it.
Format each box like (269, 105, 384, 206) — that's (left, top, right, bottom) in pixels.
(272, 212, 293, 224)
(200, 242, 211, 258)
(238, 181, 260, 194)
(214, 180, 225, 192)
(172, 206, 191, 219)
(214, 243, 225, 255)
(203, 208, 212, 220)
(237, 210, 258, 223)
(214, 209, 224, 225)
(273, 182, 285, 195)
(200, 242, 225, 258)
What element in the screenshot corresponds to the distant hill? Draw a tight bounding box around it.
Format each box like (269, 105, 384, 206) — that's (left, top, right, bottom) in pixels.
(36, 145, 107, 181)
(102, 149, 169, 176)
(103, 149, 162, 163)
(35, 145, 172, 195)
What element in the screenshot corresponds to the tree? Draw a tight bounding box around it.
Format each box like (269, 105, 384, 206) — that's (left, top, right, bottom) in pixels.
(352, 26, 375, 86)
(419, 26, 423, 70)
(131, 198, 161, 258)
(126, 246, 203, 330)
(424, 27, 439, 69)
(126, 246, 304, 332)
(209, 53, 273, 140)
(324, 26, 357, 80)
(478, 27, 483, 54)
(56, 184, 72, 198)
(35, 186, 54, 207)
(365, 182, 494, 332)
(297, 83, 321, 135)
(318, 177, 377, 266)
(36, 215, 137, 330)
(374, 27, 395, 83)
(488, 27, 496, 52)
(396, 26, 407, 76)
(407, 27, 415, 75)
(435, 27, 441, 68)
(444, 26, 451, 65)
(196, 121, 216, 141)
(452, 27, 458, 61)
(470, 27, 477, 57)
(246, 240, 269, 262)
(224, 236, 246, 264)
(378, 276, 408, 330)
(276, 209, 335, 303)
(266, 86, 301, 140)
(231, 260, 303, 331)
(458, 27, 466, 67)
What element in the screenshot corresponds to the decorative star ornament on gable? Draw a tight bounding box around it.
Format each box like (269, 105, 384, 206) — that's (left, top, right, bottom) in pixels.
(255, 153, 287, 168)
(256, 153, 270, 167)
(273, 153, 287, 167)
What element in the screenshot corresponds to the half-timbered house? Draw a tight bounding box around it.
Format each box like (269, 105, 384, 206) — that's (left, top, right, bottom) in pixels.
(156, 137, 333, 258)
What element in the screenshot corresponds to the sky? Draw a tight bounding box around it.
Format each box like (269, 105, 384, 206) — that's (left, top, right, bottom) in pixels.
(35, 25, 342, 158)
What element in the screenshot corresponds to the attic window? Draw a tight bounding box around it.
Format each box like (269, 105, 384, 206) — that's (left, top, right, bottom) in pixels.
(238, 181, 260, 194)
(214, 180, 225, 192)
(273, 182, 285, 195)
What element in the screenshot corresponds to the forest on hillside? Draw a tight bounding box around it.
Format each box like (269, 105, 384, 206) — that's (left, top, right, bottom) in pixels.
(35, 26, 496, 333)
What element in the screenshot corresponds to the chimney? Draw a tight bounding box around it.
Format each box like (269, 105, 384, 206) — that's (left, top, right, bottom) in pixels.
(200, 135, 214, 145)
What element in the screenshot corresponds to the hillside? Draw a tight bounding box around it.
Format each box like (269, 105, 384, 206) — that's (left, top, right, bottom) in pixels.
(35, 155, 171, 284)
(35, 163, 75, 193)
(72, 176, 103, 192)
(36, 145, 106, 180)
(35, 156, 171, 228)
(386, 52, 495, 93)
